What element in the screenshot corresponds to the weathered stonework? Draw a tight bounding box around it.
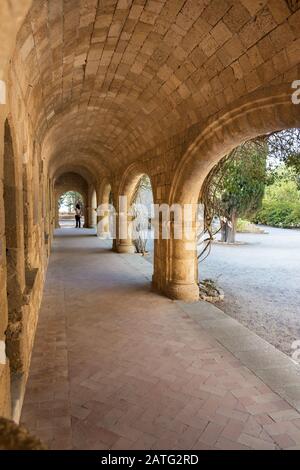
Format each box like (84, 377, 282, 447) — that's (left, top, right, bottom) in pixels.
(0, 0, 300, 427)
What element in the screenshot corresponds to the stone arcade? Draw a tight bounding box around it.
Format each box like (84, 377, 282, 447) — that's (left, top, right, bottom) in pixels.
(0, 0, 300, 450)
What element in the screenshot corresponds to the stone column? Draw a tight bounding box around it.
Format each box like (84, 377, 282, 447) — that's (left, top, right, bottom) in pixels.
(152, 203, 199, 302)
(115, 204, 135, 254)
(83, 205, 89, 228)
(54, 195, 60, 228)
(111, 192, 135, 253)
(115, 216, 135, 253)
(0, 109, 12, 419)
(90, 190, 97, 228)
(116, 240, 135, 253)
(96, 209, 110, 238)
(90, 207, 97, 228)
(3, 120, 27, 367)
(165, 239, 199, 301)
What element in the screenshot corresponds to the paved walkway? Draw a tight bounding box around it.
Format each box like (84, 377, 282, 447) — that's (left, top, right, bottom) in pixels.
(21, 229, 300, 450)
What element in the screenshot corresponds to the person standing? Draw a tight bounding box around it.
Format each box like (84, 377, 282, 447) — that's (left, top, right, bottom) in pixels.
(75, 202, 82, 228)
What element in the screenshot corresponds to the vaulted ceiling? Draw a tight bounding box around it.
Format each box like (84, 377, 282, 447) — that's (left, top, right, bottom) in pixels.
(12, 0, 300, 175)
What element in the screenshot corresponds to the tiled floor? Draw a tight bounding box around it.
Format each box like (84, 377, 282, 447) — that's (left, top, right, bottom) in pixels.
(21, 229, 300, 449)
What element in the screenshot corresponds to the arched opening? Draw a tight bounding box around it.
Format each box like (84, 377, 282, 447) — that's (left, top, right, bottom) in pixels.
(130, 174, 154, 256)
(198, 128, 300, 356)
(115, 166, 154, 255)
(153, 91, 300, 302)
(58, 191, 85, 229)
(54, 172, 91, 229)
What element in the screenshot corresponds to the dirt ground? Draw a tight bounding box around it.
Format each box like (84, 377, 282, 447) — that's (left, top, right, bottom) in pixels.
(200, 226, 300, 357)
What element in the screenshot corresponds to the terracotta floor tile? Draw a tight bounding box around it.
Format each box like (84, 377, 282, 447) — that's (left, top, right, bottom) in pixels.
(21, 231, 300, 450)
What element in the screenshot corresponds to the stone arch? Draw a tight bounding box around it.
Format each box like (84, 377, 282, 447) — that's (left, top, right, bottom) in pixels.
(98, 179, 112, 206)
(54, 172, 89, 229)
(56, 188, 87, 229)
(115, 163, 154, 254)
(96, 179, 113, 239)
(50, 160, 100, 189)
(171, 85, 300, 206)
(52, 164, 101, 230)
(157, 86, 300, 301)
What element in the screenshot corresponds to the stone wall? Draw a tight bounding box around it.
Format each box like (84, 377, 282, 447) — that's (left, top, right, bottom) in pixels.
(0, 0, 35, 421)
(0, 0, 300, 423)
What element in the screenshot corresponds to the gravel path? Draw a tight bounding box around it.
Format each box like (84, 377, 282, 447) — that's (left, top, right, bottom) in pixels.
(200, 226, 300, 357)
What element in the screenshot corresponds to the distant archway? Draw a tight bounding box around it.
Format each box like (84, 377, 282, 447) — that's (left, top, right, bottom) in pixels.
(54, 172, 90, 229)
(130, 174, 154, 255)
(58, 191, 85, 229)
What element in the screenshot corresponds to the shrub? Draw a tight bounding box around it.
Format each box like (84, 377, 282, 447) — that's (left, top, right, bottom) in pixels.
(253, 169, 300, 228)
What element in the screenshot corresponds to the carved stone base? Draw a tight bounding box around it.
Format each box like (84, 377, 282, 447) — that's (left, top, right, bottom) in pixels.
(116, 243, 135, 254)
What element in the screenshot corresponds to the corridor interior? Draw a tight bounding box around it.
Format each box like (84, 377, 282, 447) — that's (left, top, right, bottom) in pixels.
(20, 229, 300, 450)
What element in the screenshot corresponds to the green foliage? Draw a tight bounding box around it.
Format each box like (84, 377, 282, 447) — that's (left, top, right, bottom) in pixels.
(236, 219, 264, 233)
(205, 139, 268, 221)
(59, 191, 83, 211)
(253, 166, 300, 228)
(268, 128, 300, 174)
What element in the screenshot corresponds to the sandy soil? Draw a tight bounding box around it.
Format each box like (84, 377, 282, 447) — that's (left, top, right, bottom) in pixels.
(200, 226, 300, 357)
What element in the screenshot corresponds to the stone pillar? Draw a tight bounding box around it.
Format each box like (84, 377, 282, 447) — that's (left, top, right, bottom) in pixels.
(3, 120, 26, 372)
(83, 205, 89, 228)
(90, 190, 97, 229)
(90, 207, 97, 228)
(96, 209, 110, 238)
(152, 203, 199, 302)
(54, 196, 60, 228)
(87, 206, 97, 228)
(115, 211, 135, 254)
(110, 191, 135, 253)
(116, 239, 135, 253)
(165, 239, 199, 301)
(0, 110, 12, 419)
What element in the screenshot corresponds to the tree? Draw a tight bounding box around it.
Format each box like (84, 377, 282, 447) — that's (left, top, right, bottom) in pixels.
(253, 165, 300, 228)
(201, 139, 267, 245)
(59, 191, 83, 213)
(267, 128, 300, 187)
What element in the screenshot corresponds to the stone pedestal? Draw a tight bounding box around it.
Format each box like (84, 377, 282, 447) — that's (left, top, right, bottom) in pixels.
(165, 281, 199, 302)
(116, 242, 135, 254)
